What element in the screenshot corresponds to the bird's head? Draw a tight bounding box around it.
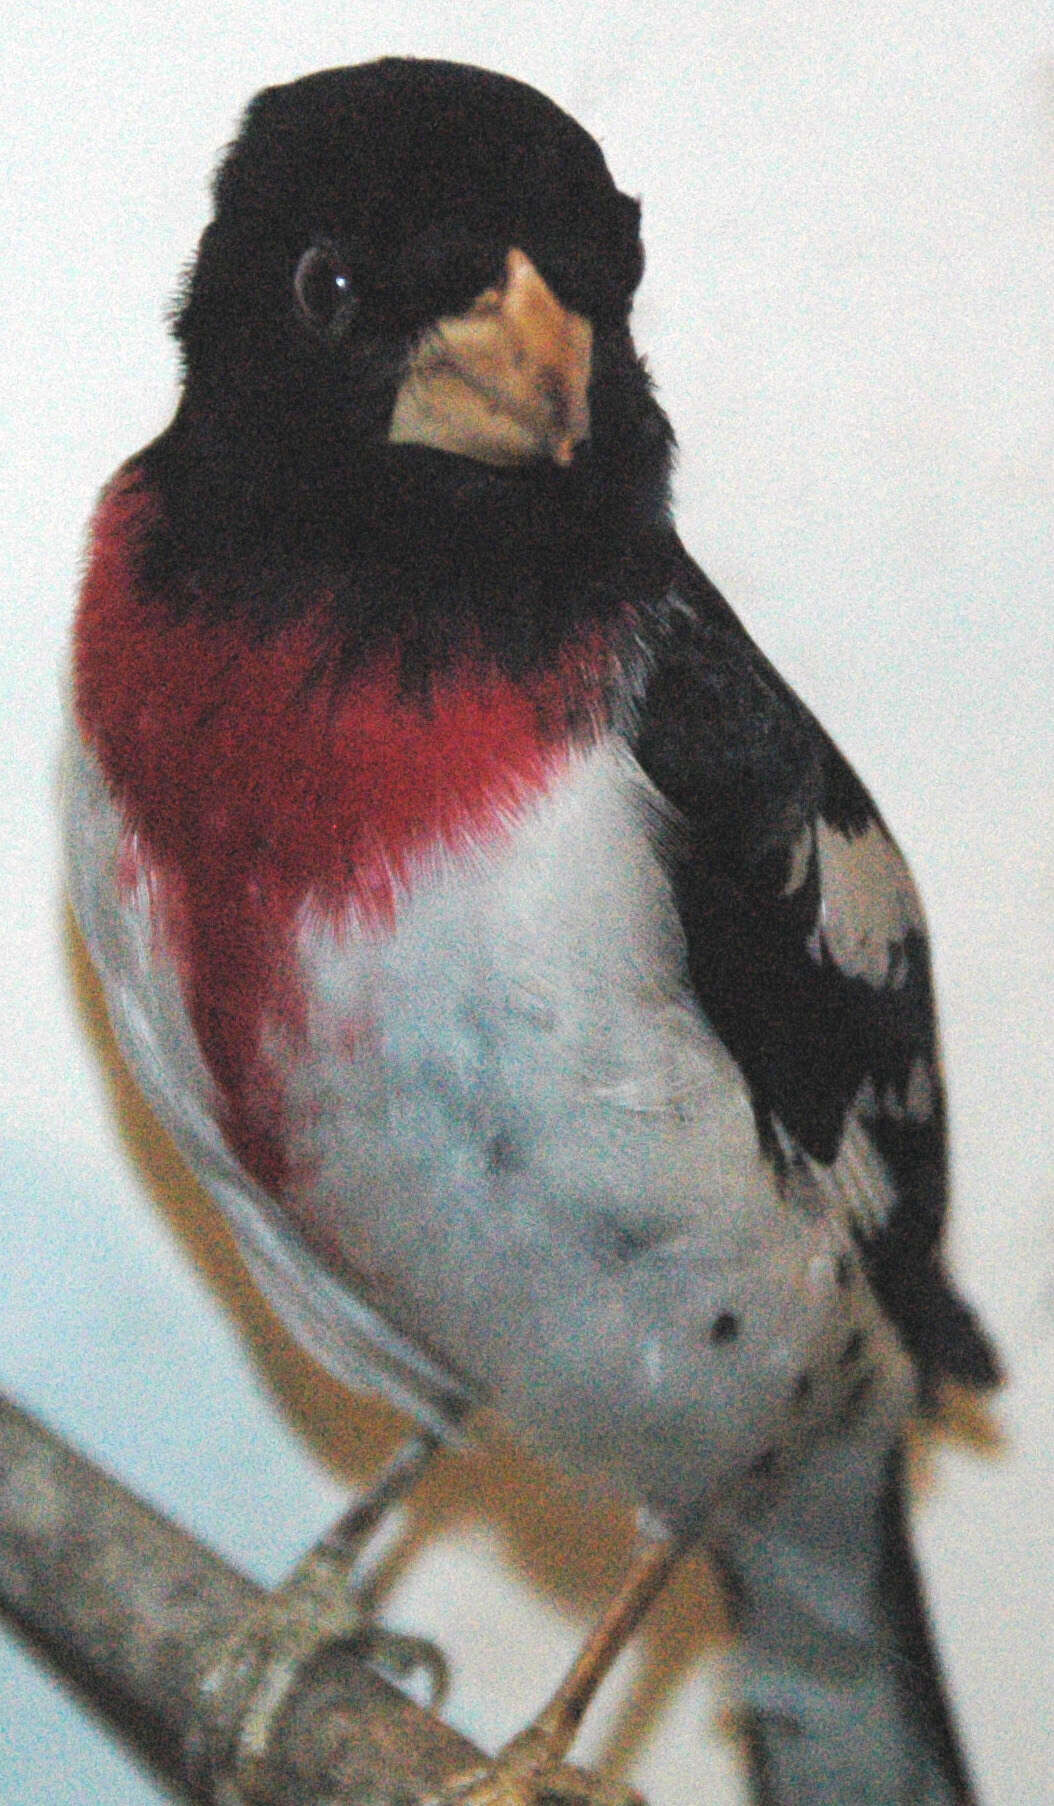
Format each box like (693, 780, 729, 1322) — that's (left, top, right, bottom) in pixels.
(161, 58, 673, 573)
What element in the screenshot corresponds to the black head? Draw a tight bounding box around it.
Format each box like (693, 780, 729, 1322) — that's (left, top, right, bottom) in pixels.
(179, 59, 645, 358)
(146, 60, 675, 659)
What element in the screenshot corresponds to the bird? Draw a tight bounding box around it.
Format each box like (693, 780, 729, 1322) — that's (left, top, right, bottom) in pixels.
(64, 55, 1000, 1806)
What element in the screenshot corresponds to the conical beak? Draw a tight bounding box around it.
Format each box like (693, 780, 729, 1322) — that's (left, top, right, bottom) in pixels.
(388, 248, 593, 468)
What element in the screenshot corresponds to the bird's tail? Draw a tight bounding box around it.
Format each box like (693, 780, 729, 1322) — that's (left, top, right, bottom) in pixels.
(716, 1438, 978, 1806)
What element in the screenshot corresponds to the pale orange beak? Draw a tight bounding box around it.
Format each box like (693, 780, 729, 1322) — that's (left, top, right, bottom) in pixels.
(388, 248, 593, 468)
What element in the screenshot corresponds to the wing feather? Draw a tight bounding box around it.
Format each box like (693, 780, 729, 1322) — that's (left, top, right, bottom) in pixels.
(632, 541, 998, 1390)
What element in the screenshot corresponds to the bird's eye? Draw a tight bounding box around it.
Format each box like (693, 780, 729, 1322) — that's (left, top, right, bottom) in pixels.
(293, 243, 358, 335)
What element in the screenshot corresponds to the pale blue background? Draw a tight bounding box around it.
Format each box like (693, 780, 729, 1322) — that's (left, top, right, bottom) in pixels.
(1, 3, 1050, 1801)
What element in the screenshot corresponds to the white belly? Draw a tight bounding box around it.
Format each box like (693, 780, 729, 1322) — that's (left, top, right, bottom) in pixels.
(65, 731, 900, 1525)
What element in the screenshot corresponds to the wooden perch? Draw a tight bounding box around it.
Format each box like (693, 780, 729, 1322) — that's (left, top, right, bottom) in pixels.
(0, 1392, 490, 1803)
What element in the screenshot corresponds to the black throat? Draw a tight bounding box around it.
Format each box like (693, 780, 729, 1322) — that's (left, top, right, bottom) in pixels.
(135, 338, 676, 686)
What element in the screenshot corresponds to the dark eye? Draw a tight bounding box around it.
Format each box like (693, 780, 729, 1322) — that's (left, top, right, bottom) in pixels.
(293, 243, 358, 335)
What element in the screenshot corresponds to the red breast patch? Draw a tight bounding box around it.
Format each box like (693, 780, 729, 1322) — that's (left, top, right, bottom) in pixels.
(74, 466, 613, 1187)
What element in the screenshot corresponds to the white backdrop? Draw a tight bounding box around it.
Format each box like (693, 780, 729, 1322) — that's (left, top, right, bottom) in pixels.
(1, 4, 1050, 1802)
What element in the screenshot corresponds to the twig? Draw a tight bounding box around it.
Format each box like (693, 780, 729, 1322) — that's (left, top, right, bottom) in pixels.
(0, 1392, 485, 1803)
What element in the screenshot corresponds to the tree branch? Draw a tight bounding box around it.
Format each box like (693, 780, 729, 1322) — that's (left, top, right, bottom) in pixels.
(0, 1392, 487, 1803)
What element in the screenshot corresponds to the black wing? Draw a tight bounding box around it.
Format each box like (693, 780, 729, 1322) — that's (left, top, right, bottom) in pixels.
(633, 538, 997, 1393)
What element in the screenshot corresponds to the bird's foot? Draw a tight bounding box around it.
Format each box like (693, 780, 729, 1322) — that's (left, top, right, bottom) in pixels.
(201, 1573, 447, 1787)
(188, 1432, 446, 1799)
(425, 1530, 675, 1806)
(427, 1723, 642, 1806)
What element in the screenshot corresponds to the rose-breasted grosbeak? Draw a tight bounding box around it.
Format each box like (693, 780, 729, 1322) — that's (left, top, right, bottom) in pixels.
(66, 58, 999, 1806)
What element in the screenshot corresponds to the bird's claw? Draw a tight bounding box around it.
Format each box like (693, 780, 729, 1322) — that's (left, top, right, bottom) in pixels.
(425, 1728, 643, 1806)
(359, 1624, 449, 1705)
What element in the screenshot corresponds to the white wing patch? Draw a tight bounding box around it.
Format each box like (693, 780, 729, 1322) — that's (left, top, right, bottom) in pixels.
(807, 818, 924, 989)
(881, 1054, 936, 1125)
(810, 1091, 899, 1235)
(781, 822, 814, 897)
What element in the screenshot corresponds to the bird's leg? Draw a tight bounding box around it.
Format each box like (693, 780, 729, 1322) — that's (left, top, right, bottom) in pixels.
(428, 1527, 680, 1806)
(277, 1427, 447, 1687)
(191, 1429, 445, 1799)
